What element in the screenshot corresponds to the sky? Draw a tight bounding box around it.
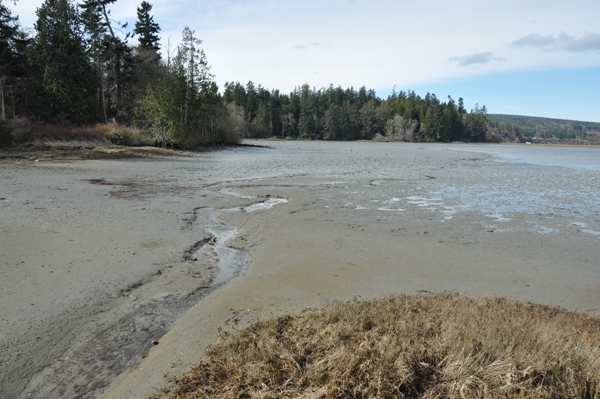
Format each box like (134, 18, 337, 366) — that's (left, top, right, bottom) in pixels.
(7, 0, 600, 122)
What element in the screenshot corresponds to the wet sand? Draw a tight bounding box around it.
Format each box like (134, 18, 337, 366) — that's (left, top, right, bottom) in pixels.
(1, 142, 599, 398)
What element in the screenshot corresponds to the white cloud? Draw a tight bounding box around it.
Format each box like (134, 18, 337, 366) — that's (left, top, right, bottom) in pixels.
(564, 33, 600, 52)
(6, 0, 600, 93)
(512, 34, 557, 48)
(449, 52, 496, 66)
(512, 32, 600, 53)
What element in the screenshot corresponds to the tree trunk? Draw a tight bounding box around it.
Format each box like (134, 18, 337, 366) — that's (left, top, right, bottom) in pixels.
(99, 66, 107, 123)
(1, 84, 5, 120)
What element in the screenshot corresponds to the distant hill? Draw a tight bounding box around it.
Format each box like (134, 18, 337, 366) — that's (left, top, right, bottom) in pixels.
(487, 114, 600, 143)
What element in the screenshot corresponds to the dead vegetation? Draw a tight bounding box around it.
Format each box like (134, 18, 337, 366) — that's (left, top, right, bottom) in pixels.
(0, 121, 247, 161)
(162, 293, 600, 399)
(0, 121, 173, 161)
(2, 119, 152, 146)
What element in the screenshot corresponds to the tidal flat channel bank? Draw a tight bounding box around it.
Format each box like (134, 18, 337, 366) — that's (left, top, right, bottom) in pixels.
(1, 141, 599, 398)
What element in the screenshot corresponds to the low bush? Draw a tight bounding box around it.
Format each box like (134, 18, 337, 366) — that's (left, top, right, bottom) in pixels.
(104, 125, 151, 146)
(0, 118, 15, 147)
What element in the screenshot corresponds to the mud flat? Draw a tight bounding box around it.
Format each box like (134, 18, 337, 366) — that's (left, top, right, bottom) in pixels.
(1, 141, 599, 398)
(0, 155, 282, 398)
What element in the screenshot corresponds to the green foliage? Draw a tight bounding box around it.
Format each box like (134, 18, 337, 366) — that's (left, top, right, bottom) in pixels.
(80, 0, 136, 124)
(222, 83, 493, 142)
(135, 79, 187, 146)
(0, 117, 14, 146)
(134, 1, 160, 52)
(464, 103, 488, 142)
(103, 125, 148, 146)
(0, 1, 19, 72)
(298, 84, 321, 139)
(250, 101, 271, 137)
(104, 128, 125, 145)
(487, 114, 600, 142)
(134, 27, 224, 147)
(31, 0, 97, 125)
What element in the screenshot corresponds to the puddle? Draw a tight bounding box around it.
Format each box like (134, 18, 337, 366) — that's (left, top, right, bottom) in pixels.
(219, 188, 254, 199)
(486, 214, 512, 222)
(534, 225, 558, 234)
(244, 198, 288, 213)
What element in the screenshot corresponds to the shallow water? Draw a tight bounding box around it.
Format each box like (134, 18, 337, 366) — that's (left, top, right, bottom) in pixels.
(193, 141, 600, 236)
(450, 144, 600, 171)
(193, 197, 289, 287)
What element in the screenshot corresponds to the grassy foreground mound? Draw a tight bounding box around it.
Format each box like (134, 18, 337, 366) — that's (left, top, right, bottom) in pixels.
(164, 294, 600, 398)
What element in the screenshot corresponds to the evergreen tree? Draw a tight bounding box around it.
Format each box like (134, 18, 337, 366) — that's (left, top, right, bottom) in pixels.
(32, 0, 97, 124)
(443, 96, 460, 142)
(359, 99, 379, 139)
(250, 101, 271, 137)
(270, 89, 282, 137)
(298, 84, 320, 139)
(172, 27, 212, 128)
(137, 26, 219, 146)
(245, 81, 257, 122)
(323, 103, 342, 140)
(3, 28, 32, 119)
(80, 0, 135, 123)
(0, 1, 20, 119)
(134, 1, 160, 52)
(80, 0, 108, 122)
(135, 78, 184, 145)
(0, 1, 18, 69)
(465, 103, 488, 142)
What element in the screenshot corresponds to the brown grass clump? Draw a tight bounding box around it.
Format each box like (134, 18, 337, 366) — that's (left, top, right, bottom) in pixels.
(164, 294, 600, 399)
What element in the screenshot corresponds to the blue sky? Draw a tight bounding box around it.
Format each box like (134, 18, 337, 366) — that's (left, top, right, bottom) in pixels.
(8, 0, 600, 122)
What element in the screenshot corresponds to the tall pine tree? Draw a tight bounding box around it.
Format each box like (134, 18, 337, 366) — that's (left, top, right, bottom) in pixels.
(80, 0, 135, 123)
(32, 0, 97, 124)
(0, 1, 20, 120)
(134, 1, 160, 52)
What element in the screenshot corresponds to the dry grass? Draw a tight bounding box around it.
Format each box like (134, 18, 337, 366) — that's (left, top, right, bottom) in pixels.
(163, 293, 600, 399)
(17, 121, 151, 146)
(0, 121, 174, 160)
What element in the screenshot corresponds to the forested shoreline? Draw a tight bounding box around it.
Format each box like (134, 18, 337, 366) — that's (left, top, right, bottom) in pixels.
(487, 114, 600, 143)
(223, 82, 490, 142)
(0, 0, 597, 148)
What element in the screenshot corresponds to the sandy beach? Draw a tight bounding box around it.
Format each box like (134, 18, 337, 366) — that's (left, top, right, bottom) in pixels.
(1, 141, 599, 398)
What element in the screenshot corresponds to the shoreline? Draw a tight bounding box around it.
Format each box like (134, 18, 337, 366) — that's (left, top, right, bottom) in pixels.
(2, 142, 599, 398)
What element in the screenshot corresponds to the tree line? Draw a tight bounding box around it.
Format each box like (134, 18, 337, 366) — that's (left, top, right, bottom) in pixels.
(224, 82, 491, 142)
(0, 0, 493, 147)
(487, 114, 600, 142)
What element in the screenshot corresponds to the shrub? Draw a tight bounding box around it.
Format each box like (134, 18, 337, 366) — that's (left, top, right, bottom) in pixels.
(0, 118, 15, 147)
